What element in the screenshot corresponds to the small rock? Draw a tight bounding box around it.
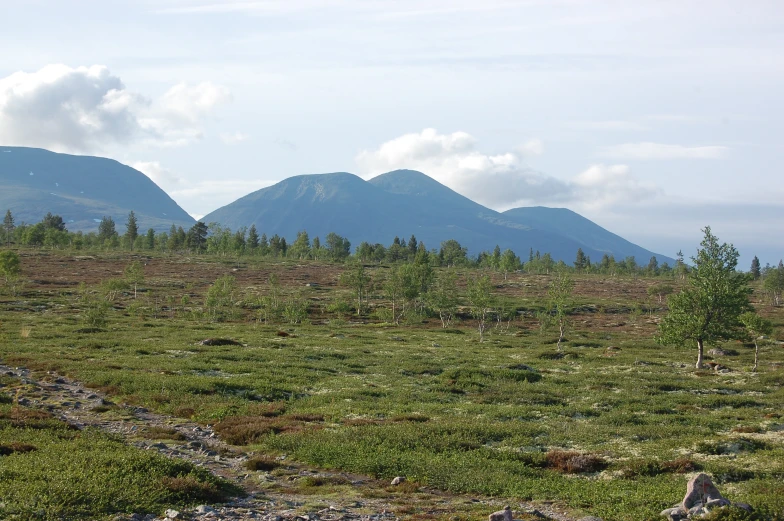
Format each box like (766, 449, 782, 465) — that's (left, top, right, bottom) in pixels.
(488, 506, 513, 521)
(390, 476, 406, 486)
(706, 498, 731, 508)
(165, 510, 180, 519)
(659, 507, 687, 521)
(432, 343, 442, 347)
(195, 505, 217, 514)
(688, 504, 705, 516)
(734, 502, 753, 512)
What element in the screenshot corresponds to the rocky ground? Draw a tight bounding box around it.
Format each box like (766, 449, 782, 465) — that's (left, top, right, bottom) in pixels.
(1, 363, 578, 521)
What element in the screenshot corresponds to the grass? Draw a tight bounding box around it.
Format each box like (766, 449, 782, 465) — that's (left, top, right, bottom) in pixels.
(1, 250, 783, 520)
(0, 401, 241, 520)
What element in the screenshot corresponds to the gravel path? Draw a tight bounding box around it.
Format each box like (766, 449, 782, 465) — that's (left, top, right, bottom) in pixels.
(1, 363, 577, 521)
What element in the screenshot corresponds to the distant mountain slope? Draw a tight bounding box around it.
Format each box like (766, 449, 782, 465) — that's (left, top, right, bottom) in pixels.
(0, 147, 194, 232)
(203, 169, 671, 263)
(502, 207, 674, 264)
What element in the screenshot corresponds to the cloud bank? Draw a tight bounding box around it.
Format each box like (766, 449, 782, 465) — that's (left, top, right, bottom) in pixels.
(356, 128, 660, 210)
(0, 64, 231, 152)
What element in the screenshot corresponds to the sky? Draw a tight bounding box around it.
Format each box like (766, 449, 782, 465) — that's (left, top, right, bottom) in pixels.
(0, 0, 782, 266)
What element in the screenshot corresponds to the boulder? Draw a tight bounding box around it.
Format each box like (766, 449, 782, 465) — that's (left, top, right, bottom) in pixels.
(390, 476, 406, 486)
(488, 506, 513, 521)
(682, 474, 727, 510)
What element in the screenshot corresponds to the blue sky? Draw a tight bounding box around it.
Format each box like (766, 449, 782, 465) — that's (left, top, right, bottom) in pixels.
(0, 0, 781, 265)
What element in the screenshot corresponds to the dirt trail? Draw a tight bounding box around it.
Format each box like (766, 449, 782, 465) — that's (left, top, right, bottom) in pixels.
(1, 363, 576, 521)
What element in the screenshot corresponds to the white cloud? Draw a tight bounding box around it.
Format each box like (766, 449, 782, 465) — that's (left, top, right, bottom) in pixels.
(356, 128, 660, 210)
(0, 65, 146, 152)
(159, 82, 232, 125)
(573, 164, 661, 209)
(0, 64, 231, 152)
(356, 128, 567, 208)
(220, 131, 250, 144)
(519, 138, 544, 156)
(600, 142, 729, 160)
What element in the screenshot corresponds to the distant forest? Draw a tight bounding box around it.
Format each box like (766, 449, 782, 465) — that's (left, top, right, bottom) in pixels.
(3, 209, 780, 282)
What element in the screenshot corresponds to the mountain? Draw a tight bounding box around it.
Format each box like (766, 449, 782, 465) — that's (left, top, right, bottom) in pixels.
(0, 147, 194, 232)
(204, 169, 672, 264)
(500, 207, 670, 263)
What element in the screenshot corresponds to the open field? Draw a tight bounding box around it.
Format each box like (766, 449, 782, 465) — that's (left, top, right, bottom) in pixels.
(1, 251, 783, 521)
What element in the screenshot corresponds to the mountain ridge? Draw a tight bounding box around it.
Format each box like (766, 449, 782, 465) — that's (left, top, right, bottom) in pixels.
(0, 146, 194, 232)
(205, 168, 673, 264)
(0, 147, 673, 264)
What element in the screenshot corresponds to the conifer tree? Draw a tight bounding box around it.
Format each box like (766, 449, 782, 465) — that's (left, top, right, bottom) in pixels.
(3, 210, 14, 247)
(750, 256, 761, 280)
(125, 211, 138, 250)
(247, 224, 259, 250)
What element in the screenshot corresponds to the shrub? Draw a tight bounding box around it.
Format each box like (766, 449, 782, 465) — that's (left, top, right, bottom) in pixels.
(245, 455, 282, 471)
(545, 450, 608, 473)
(0, 442, 37, 456)
(81, 296, 109, 329)
(214, 412, 323, 445)
(138, 426, 187, 441)
(158, 475, 226, 503)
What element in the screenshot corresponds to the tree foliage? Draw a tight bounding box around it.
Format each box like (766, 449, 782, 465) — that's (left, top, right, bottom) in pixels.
(125, 211, 139, 250)
(98, 216, 117, 243)
(3, 210, 15, 246)
(656, 227, 752, 368)
(340, 262, 371, 315)
(739, 311, 773, 372)
(188, 222, 208, 252)
(466, 274, 495, 342)
(325, 232, 350, 261)
(427, 269, 459, 328)
(42, 212, 66, 232)
(750, 256, 761, 280)
(762, 261, 784, 306)
(124, 261, 144, 299)
(546, 270, 574, 351)
(0, 250, 21, 282)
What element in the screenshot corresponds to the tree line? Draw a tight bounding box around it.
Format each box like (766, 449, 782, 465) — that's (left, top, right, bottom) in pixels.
(3, 209, 782, 287)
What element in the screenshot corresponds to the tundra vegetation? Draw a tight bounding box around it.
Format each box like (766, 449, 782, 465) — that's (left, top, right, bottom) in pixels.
(0, 217, 783, 521)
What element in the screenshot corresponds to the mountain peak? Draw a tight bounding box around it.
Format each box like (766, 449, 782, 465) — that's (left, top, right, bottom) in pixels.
(367, 169, 445, 196)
